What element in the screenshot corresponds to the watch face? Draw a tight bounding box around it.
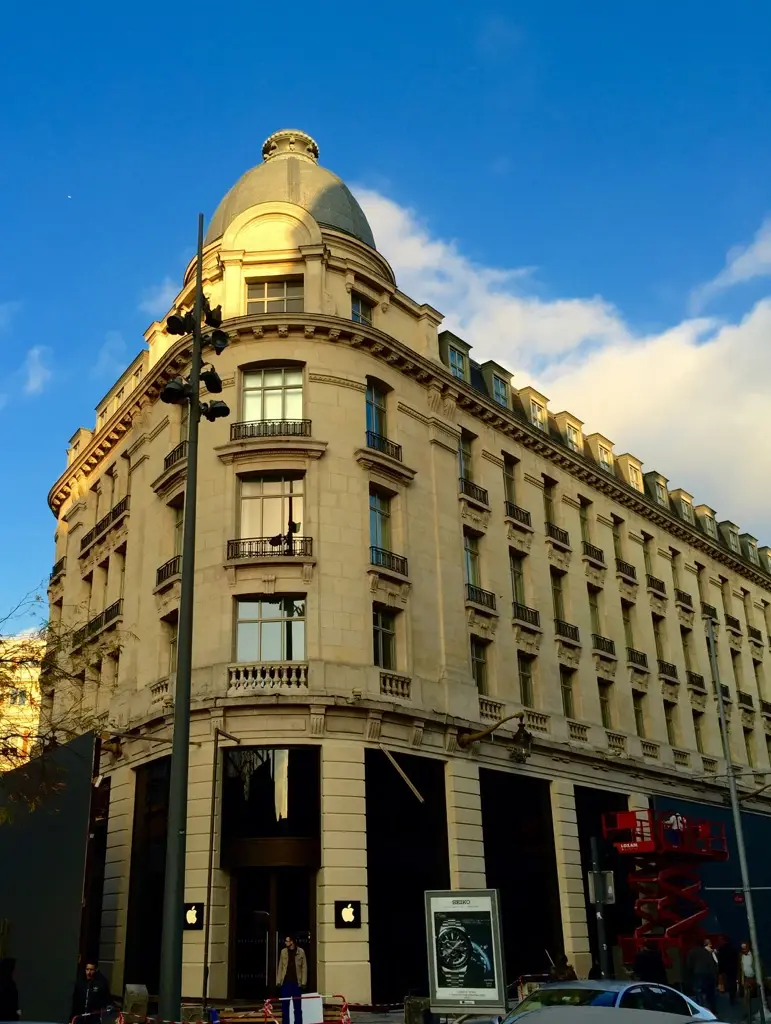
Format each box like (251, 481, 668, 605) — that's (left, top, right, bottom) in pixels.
(439, 927, 471, 969)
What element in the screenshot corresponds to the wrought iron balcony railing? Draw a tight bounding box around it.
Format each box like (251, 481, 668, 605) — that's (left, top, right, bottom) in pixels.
(370, 545, 409, 577)
(658, 659, 678, 680)
(504, 501, 531, 527)
(738, 690, 754, 709)
(80, 496, 130, 551)
(156, 555, 182, 587)
(365, 430, 403, 462)
(50, 556, 66, 581)
(616, 558, 637, 580)
(748, 625, 763, 643)
(227, 537, 313, 560)
(675, 589, 693, 608)
(582, 541, 605, 564)
(163, 440, 188, 472)
(725, 614, 742, 633)
(459, 478, 489, 506)
(701, 602, 718, 621)
(230, 419, 312, 440)
(647, 574, 667, 596)
(466, 583, 496, 611)
(686, 671, 706, 691)
(555, 619, 580, 643)
(627, 647, 648, 668)
(512, 602, 540, 628)
(592, 634, 616, 656)
(545, 521, 570, 547)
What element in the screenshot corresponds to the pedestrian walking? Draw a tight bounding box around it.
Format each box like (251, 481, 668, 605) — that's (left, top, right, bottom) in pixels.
(549, 954, 577, 982)
(277, 935, 307, 1024)
(634, 942, 667, 984)
(0, 958, 20, 1022)
(685, 938, 719, 1014)
(739, 941, 758, 1006)
(71, 960, 112, 1024)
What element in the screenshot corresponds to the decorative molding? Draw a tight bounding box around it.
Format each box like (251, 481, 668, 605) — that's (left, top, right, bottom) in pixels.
(366, 711, 382, 742)
(428, 418, 460, 453)
(397, 401, 429, 426)
(584, 562, 606, 586)
(277, 324, 289, 337)
(596, 514, 615, 528)
(444, 725, 459, 753)
(354, 447, 416, 486)
(677, 606, 695, 628)
(410, 719, 425, 748)
(648, 593, 668, 617)
(308, 373, 366, 392)
(594, 655, 618, 679)
(513, 625, 541, 654)
(481, 450, 505, 469)
(561, 495, 581, 510)
(508, 527, 533, 553)
(618, 579, 638, 602)
(547, 544, 572, 570)
(460, 500, 490, 531)
(557, 641, 581, 667)
(466, 608, 498, 637)
(259, 575, 277, 594)
(630, 670, 650, 692)
(661, 681, 679, 701)
(304, 325, 315, 338)
(728, 633, 743, 652)
(310, 706, 326, 736)
(524, 473, 544, 490)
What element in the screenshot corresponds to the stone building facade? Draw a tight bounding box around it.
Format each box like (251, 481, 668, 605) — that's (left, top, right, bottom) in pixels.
(46, 130, 771, 1004)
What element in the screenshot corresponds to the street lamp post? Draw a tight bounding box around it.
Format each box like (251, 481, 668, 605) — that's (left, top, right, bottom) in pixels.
(158, 214, 230, 1020)
(706, 616, 768, 1019)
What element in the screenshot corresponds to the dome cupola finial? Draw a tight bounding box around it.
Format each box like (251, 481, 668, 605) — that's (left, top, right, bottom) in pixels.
(261, 129, 319, 164)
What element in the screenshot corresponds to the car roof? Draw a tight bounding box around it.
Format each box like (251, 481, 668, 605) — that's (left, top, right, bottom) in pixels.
(513, 1010, 695, 1024)
(535, 981, 656, 992)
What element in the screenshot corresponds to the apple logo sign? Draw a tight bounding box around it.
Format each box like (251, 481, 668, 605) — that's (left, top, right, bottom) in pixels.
(335, 900, 361, 928)
(183, 902, 205, 930)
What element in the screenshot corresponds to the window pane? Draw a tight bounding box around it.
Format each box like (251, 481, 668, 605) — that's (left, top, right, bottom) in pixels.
(236, 622, 259, 662)
(260, 598, 284, 618)
(241, 498, 262, 537)
(260, 620, 283, 660)
(247, 283, 264, 300)
(262, 370, 284, 387)
(284, 388, 303, 418)
(286, 281, 303, 298)
(285, 297, 303, 312)
(286, 619, 305, 660)
(285, 369, 303, 385)
(262, 496, 284, 537)
(266, 299, 284, 312)
(267, 281, 284, 299)
(263, 389, 283, 419)
(238, 600, 261, 621)
(243, 391, 262, 421)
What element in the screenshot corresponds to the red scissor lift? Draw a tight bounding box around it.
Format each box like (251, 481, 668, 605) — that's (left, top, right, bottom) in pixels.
(602, 809, 729, 966)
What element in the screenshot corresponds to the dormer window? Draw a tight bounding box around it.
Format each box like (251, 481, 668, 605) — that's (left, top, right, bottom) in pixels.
(492, 374, 508, 407)
(680, 499, 693, 523)
(728, 531, 740, 553)
(352, 293, 374, 326)
(566, 424, 581, 452)
(703, 515, 717, 538)
(598, 446, 612, 472)
(629, 465, 642, 492)
(655, 481, 667, 506)
(748, 543, 759, 565)
(530, 400, 546, 432)
(449, 346, 466, 381)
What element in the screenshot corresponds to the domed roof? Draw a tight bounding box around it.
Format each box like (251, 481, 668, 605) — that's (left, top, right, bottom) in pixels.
(205, 129, 375, 248)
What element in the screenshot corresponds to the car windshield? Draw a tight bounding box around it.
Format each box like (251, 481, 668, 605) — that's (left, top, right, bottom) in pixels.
(507, 987, 617, 1017)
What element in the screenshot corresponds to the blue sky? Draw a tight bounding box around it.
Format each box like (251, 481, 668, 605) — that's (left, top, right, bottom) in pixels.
(2, 0, 771, 621)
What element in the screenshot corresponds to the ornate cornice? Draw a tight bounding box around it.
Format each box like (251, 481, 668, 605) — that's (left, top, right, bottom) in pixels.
(47, 311, 771, 592)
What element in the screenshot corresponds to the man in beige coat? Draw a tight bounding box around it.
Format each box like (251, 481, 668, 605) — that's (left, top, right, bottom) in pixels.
(277, 935, 307, 1024)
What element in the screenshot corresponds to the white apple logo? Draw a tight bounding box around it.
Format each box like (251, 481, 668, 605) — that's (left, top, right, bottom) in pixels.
(186, 906, 198, 926)
(341, 904, 355, 924)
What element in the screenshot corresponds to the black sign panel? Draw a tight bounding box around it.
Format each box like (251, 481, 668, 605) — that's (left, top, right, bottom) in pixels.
(334, 900, 361, 928)
(184, 902, 205, 930)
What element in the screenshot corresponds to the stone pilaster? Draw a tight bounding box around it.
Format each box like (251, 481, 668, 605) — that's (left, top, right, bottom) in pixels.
(550, 779, 591, 976)
(445, 759, 486, 888)
(317, 743, 370, 1003)
(100, 763, 136, 997)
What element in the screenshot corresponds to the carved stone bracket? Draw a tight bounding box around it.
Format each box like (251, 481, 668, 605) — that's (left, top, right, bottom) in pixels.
(677, 607, 695, 628)
(648, 593, 667, 617)
(618, 579, 638, 602)
(310, 706, 326, 736)
(368, 572, 411, 606)
(366, 711, 383, 742)
(630, 670, 650, 692)
(741, 708, 756, 729)
(547, 544, 572, 570)
(661, 681, 680, 701)
(728, 633, 743, 652)
(557, 640, 581, 667)
(689, 689, 707, 710)
(594, 655, 617, 680)
(507, 525, 533, 553)
(584, 562, 606, 587)
(410, 719, 425, 748)
(445, 725, 459, 753)
(460, 499, 491, 531)
(513, 625, 541, 654)
(467, 608, 498, 637)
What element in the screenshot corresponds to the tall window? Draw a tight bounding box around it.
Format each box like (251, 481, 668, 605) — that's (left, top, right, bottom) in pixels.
(621, 601, 634, 649)
(369, 490, 391, 550)
(492, 375, 507, 406)
(464, 532, 480, 587)
(543, 479, 555, 524)
(247, 278, 303, 314)
(352, 293, 374, 325)
(703, 514, 717, 538)
(458, 433, 473, 481)
(598, 445, 612, 472)
(728, 530, 740, 553)
(612, 517, 623, 560)
(560, 665, 575, 718)
(236, 597, 306, 662)
(754, 659, 764, 696)
(243, 367, 303, 422)
(588, 587, 601, 634)
(373, 608, 396, 669)
(502, 456, 517, 504)
(652, 614, 664, 660)
(692, 710, 704, 754)
(551, 569, 565, 621)
(642, 535, 654, 576)
(517, 652, 534, 707)
(449, 346, 466, 380)
(744, 729, 755, 767)
(566, 423, 581, 452)
(241, 476, 303, 539)
(173, 503, 185, 555)
(681, 627, 693, 673)
(579, 500, 591, 543)
(168, 620, 178, 677)
(598, 681, 613, 729)
(470, 637, 487, 692)
(731, 649, 743, 688)
(680, 499, 693, 523)
(510, 551, 526, 605)
(664, 702, 677, 746)
(629, 465, 642, 492)
(366, 382, 387, 437)
(655, 481, 667, 506)
(633, 692, 646, 738)
(530, 400, 546, 432)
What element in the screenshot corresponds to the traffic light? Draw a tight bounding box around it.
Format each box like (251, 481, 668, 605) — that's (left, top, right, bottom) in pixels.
(733, 890, 745, 905)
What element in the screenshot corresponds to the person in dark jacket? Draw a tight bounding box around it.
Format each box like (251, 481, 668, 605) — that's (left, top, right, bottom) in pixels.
(0, 958, 20, 1022)
(685, 938, 719, 1013)
(549, 954, 577, 982)
(634, 942, 668, 984)
(71, 961, 112, 1022)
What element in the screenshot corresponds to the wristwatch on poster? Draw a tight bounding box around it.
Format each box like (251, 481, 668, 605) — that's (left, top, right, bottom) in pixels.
(437, 917, 472, 986)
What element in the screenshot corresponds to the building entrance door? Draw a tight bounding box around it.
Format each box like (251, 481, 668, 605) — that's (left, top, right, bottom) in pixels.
(231, 867, 314, 1001)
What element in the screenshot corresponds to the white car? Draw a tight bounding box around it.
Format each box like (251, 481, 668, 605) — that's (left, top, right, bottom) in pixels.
(498, 981, 716, 1022)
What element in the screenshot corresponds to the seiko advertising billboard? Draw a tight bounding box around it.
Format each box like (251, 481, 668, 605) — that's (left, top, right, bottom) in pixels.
(424, 889, 507, 1015)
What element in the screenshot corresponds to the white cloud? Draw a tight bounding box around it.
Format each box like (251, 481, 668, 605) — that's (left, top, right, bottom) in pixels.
(21, 346, 52, 396)
(139, 277, 178, 318)
(357, 189, 771, 540)
(92, 331, 128, 379)
(691, 216, 771, 311)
